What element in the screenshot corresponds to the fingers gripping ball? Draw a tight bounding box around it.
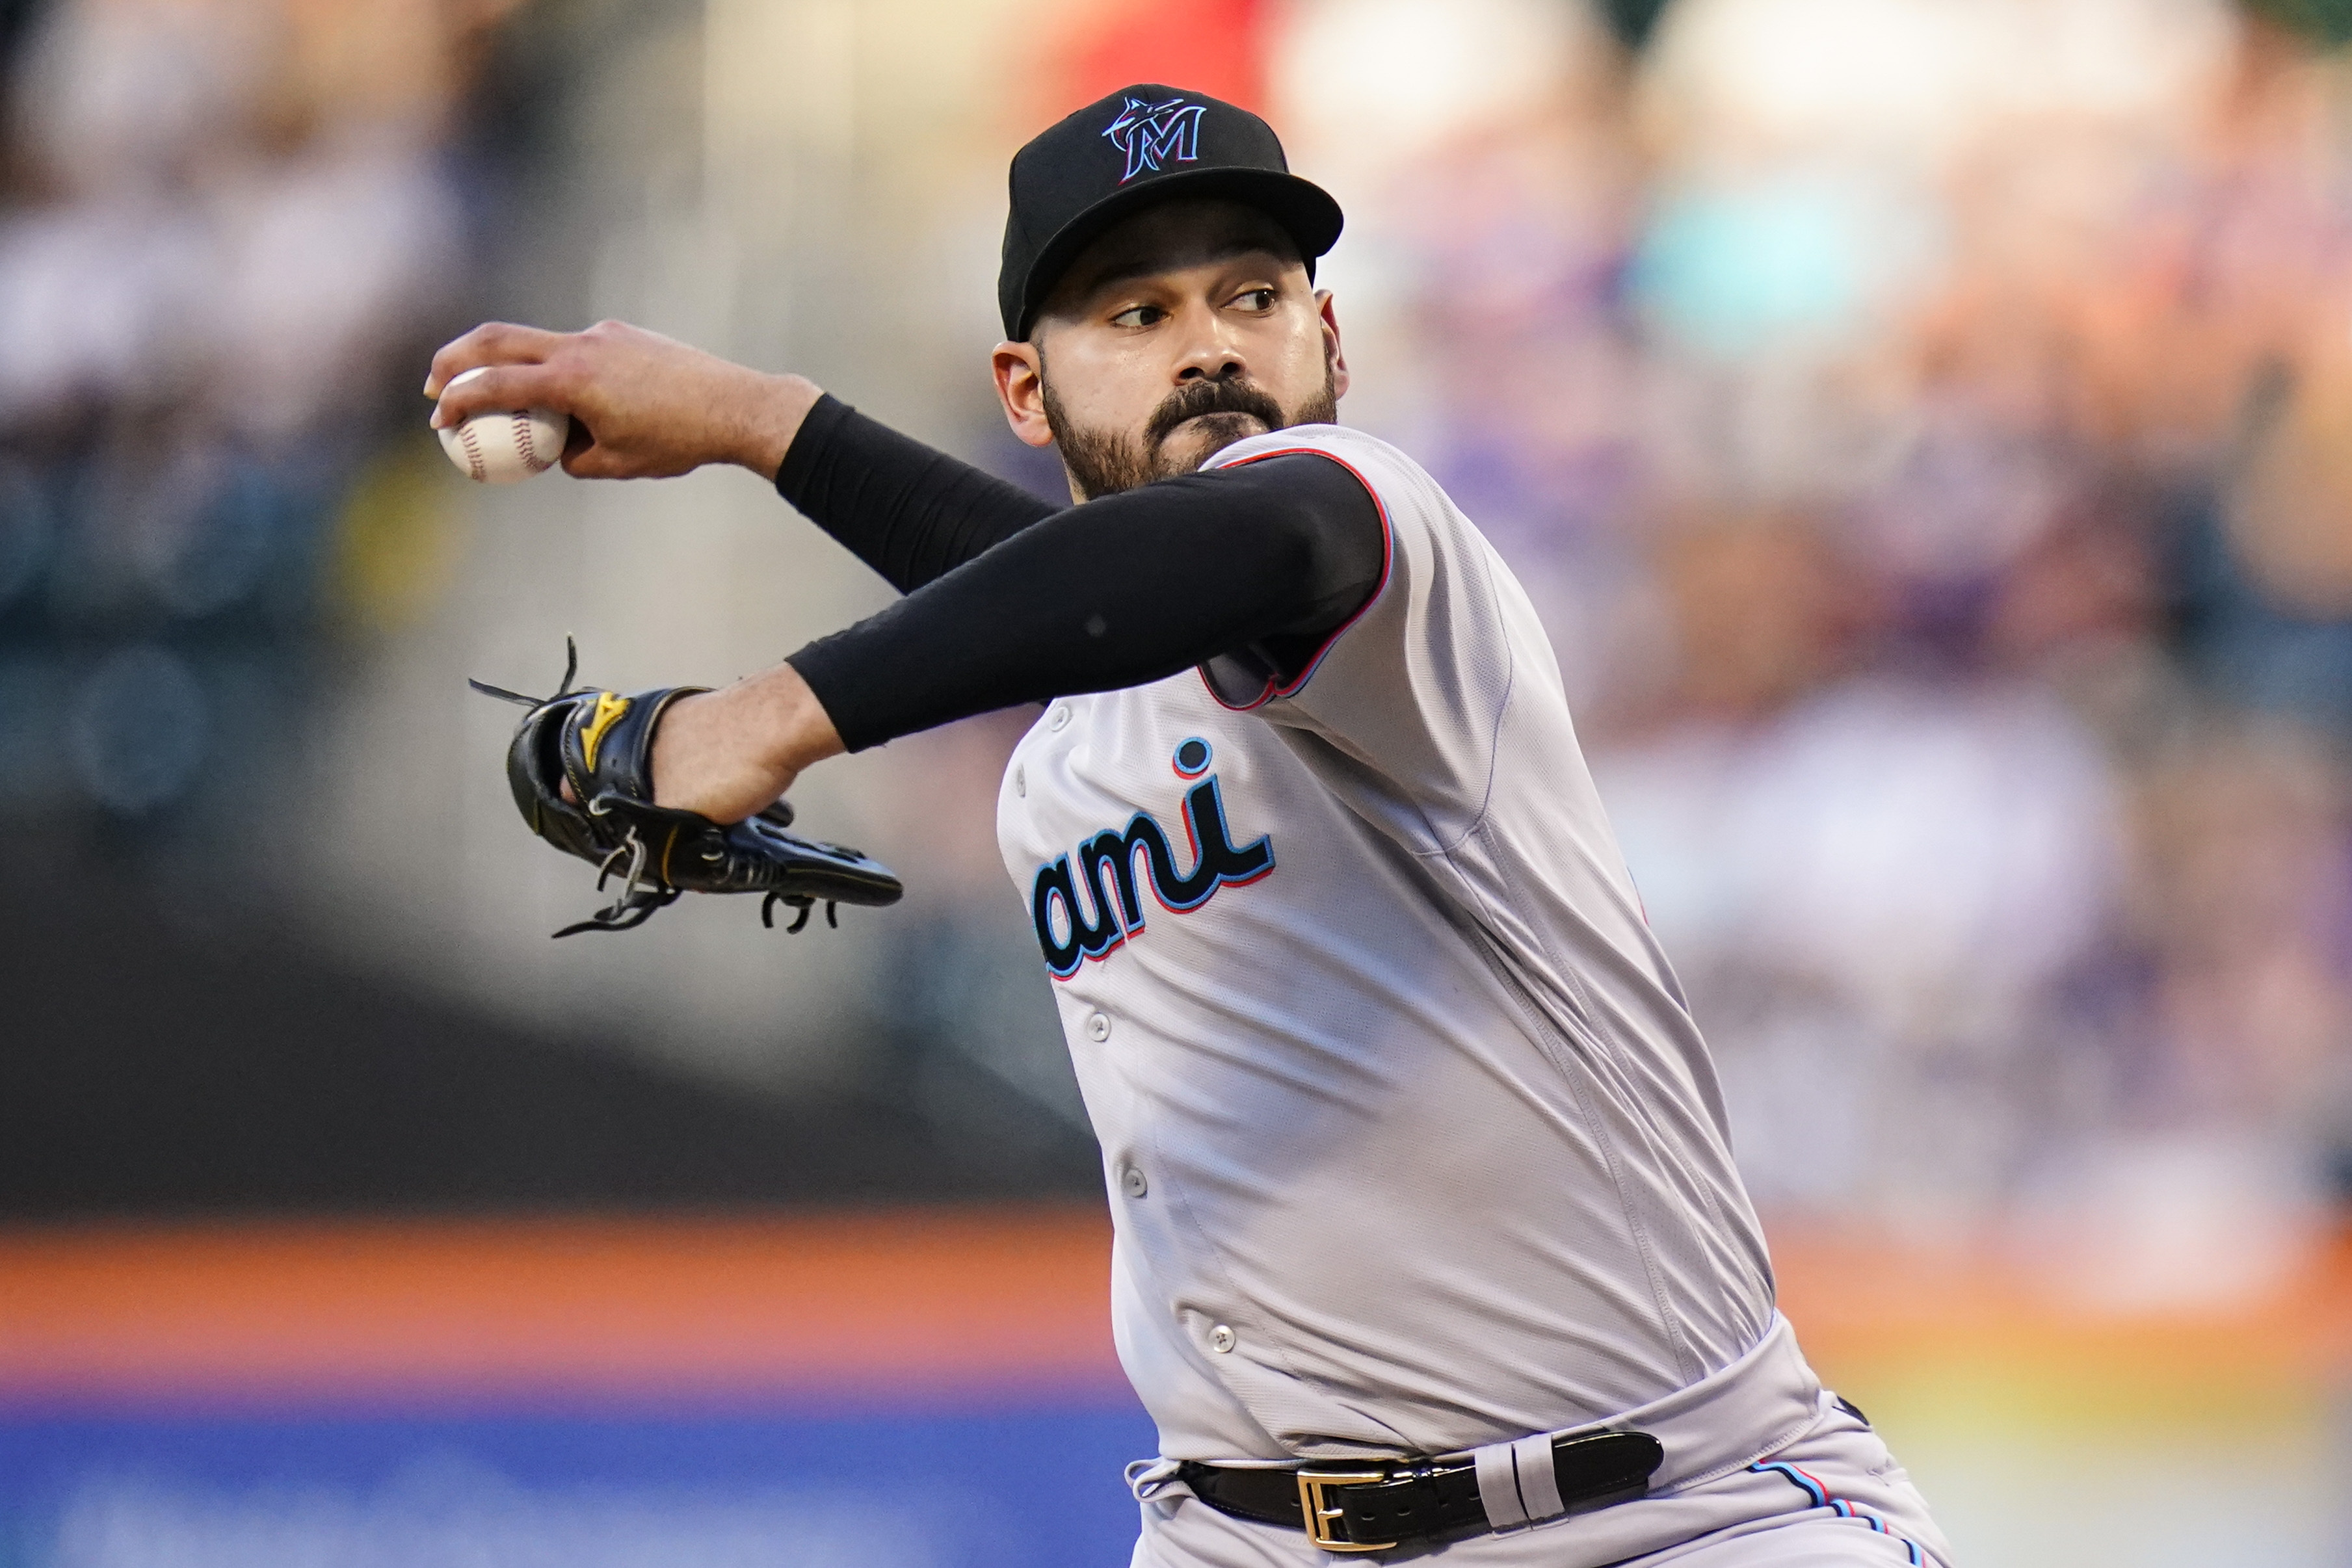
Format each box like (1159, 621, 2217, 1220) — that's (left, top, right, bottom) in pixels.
(437, 367, 569, 484)
(468, 640, 904, 937)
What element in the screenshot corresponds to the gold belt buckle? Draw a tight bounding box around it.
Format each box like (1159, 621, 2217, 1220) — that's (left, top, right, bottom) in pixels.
(1296, 1467, 1397, 1554)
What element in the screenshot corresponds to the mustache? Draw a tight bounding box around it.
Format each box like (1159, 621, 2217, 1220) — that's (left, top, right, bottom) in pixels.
(1145, 377, 1288, 446)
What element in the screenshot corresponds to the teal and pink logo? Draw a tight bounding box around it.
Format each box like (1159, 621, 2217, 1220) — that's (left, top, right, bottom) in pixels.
(1102, 95, 1206, 183)
(1030, 738, 1273, 978)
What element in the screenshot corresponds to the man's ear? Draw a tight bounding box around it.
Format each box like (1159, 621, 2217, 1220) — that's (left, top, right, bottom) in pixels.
(1317, 290, 1351, 403)
(992, 339, 1057, 449)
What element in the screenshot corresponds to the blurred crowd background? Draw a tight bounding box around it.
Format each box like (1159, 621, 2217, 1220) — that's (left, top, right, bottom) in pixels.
(2, 0, 2350, 1564)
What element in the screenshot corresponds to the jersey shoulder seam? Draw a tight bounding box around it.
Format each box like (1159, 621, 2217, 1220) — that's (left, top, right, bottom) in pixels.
(1193, 442, 1394, 713)
(1423, 531, 1513, 857)
(1211, 430, 1512, 854)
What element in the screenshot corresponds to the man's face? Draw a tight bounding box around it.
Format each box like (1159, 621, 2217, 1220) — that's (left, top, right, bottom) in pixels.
(992, 198, 1348, 500)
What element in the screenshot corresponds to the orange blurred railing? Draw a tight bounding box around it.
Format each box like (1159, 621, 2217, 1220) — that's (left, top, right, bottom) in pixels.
(3, 1210, 2344, 1414)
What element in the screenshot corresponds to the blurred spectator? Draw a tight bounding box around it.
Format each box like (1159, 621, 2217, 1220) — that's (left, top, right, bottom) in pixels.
(1269, 0, 2352, 1277)
(0, 0, 497, 848)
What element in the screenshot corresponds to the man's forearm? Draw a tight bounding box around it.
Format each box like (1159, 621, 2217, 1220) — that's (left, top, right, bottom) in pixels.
(777, 395, 1060, 593)
(425, 320, 828, 482)
(785, 452, 1384, 753)
(421, 320, 1048, 573)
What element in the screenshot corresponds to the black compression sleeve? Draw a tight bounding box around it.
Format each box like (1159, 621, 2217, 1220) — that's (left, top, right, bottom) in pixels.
(775, 394, 1059, 593)
(787, 452, 1384, 751)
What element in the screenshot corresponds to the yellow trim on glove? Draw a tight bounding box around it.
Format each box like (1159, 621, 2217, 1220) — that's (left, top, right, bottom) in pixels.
(581, 692, 631, 772)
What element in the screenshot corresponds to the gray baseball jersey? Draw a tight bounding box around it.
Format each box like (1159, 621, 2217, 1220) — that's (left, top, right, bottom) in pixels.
(994, 423, 1779, 1465)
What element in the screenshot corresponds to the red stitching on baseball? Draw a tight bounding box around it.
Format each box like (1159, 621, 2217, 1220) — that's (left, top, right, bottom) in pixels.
(457, 420, 486, 482)
(514, 410, 538, 471)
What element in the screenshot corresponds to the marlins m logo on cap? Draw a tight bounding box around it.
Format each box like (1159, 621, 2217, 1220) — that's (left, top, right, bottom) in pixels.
(1102, 95, 1206, 183)
(998, 83, 1343, 339)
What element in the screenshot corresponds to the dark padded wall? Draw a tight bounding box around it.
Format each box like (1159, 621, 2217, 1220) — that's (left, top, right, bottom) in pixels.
(0, 868, 1099, 1216)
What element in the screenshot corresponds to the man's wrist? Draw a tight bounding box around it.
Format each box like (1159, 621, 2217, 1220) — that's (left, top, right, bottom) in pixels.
(756, 658, 847, 776)
(726, 371, 825, 481)
(647, 662, 843, 821)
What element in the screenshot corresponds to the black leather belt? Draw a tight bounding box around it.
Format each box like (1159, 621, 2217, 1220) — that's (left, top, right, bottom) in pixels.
(1179, 1430, 1665, 1552)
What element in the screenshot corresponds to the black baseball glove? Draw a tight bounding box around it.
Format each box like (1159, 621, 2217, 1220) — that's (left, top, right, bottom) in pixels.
(471, 641, 903, 937)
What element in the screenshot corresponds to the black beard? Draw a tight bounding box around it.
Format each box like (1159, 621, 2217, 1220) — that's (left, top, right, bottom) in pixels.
(1044, 365, 1339, 499)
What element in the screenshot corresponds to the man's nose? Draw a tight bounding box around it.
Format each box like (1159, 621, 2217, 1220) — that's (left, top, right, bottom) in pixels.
(1172, 303, 1246, 382)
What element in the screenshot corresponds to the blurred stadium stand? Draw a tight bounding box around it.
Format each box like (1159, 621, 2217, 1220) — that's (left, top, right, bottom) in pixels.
(0, 0, 2348, 1563)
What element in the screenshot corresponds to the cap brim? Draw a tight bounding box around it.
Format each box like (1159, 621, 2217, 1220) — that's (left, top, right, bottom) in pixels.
(1015, 167, 1344, 340)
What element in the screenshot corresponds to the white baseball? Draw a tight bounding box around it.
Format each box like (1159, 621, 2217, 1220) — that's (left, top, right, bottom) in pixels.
(436, 367, 569, 484)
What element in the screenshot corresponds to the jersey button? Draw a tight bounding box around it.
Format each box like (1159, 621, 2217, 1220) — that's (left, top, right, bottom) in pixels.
(1048, 703, 1071, 731)
(1013, 764, 1025, 797)
(1120, 1165, 1148, 1198)
(1085, 1012, 1112, 1043)
(1208, 1324, 1237, 1354)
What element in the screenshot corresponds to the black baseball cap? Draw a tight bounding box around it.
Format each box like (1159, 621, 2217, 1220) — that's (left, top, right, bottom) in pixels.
(998, 84, 1344, 341)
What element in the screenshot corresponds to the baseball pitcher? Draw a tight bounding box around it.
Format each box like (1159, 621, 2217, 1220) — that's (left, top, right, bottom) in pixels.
(429, 85, 1953, 1567)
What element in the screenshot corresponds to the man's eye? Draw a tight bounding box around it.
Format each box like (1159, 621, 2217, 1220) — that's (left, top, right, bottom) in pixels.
(1110, 305, 1163, 328)
(1234, 289, 1276, 312)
